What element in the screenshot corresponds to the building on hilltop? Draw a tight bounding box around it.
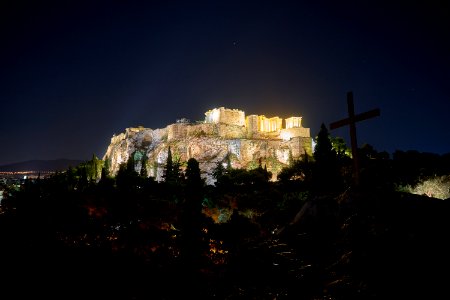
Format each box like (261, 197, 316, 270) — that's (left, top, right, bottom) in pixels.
(104, 106, 312, 184)
(285, 116, 303, 129)
(246, 115, 283, 135)
(204, 107, 246, 126)
(204, 106, 309, 140)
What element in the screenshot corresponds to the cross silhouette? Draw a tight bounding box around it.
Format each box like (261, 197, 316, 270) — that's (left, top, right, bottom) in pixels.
(329, 91, 380, 186)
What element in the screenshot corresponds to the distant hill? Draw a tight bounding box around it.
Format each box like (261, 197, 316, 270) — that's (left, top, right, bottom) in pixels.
(0, 159, 84, 172)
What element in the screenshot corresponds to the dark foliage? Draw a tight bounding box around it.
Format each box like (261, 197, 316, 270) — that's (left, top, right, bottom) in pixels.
(1, 148, 450, 299)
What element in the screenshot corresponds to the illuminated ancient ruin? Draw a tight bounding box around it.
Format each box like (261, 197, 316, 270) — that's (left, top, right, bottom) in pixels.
(204, 107, 309, 140)
(104, 107, 312, 184)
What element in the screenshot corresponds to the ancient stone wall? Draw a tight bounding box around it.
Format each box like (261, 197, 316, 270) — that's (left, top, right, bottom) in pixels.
(217, 124, 246, 139)
(263, 131, 283, 139)
(221, 108, 245, 126)
(104, 107, 312, 183)
(167, 123, 188, 141)
(245, 115, 259, 138)
(186, 123, 217, 137)
(205, 107, 245, 126)
(280, 127, 310, 140)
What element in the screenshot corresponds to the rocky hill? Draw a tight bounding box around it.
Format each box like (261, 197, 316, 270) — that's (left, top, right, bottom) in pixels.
(103, 108, 313, 184)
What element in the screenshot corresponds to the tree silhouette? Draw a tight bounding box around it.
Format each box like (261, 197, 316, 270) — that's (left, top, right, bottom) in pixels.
(313, 123, 341, 191)
(172, 156, 182, 184)
(163, 146, 174, 182)
(116, 154, 140, 192)
(103, 156, 111, 178)
(213, 160, 224, 183)
(179, 158, 208, 281)
(77, 165, 89, 190)
(100, 165, 108, 182)
(185, 158, 203, 188)
(126, 151, 137, 173)
(140, 153, 148, 178)
(277, 153, 312, 184)
(314, 123, 335, 163)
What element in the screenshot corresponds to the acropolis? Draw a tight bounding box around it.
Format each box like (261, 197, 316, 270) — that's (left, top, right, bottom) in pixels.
(104, 107, 312, 184)
(190, 107, 309, 141)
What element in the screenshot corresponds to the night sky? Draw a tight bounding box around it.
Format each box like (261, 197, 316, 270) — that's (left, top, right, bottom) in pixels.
(1, 0, 449, 166)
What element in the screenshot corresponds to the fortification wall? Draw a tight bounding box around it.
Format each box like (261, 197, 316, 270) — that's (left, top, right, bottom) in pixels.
(104, 107, 312, 182)
(186, 123, 217, 137)
(205, 107, 245, 126)
(217, 123, 246, 139)
(262, 131, 283, 139)
(280, 127, 310, 140)
(167, 123, 188, 141)
(220, 108, 245, 126)
(245, 115, 259, 138)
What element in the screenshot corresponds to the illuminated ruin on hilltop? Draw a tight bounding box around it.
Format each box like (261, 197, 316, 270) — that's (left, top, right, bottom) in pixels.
(104, 106, 312, 184)
(204, 107, 310, 141)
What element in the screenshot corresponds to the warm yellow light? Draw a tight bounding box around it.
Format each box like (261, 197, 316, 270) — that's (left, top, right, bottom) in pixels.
(212, 109, 220, 123)
(285, 117, 302, 129)
(280, 131, 291, 141)
(205, 108, 221, 123)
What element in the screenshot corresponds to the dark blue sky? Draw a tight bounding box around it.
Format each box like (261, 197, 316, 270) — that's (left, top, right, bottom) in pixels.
(1, 0, 449, 165)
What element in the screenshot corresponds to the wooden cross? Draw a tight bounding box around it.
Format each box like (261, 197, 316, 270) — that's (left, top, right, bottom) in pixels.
(329, 91, 380, 186)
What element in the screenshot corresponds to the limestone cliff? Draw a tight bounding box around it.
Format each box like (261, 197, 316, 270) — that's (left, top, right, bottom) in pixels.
(103, 108, 312, 184)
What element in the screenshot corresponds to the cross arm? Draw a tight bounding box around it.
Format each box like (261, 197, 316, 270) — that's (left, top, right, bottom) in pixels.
(329, 108, 380, 130)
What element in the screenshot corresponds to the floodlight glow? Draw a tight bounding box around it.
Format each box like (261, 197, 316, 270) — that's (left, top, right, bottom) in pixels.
(280, 131, 291, 141)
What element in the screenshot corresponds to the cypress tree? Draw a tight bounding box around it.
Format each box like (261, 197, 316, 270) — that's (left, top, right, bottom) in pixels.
(185, 158, 202, 188)
(164, 146, 173, 182)
(126, 151, 136, 173)
(140, 154, 148, 178)
(179, 157, 206, 274)
(314, 123, 335, 163)
(313, 123, 340, 191)
(102, 157, 111, 178)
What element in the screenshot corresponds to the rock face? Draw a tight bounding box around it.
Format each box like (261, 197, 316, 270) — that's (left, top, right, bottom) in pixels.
(103, 107, 312, 184)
